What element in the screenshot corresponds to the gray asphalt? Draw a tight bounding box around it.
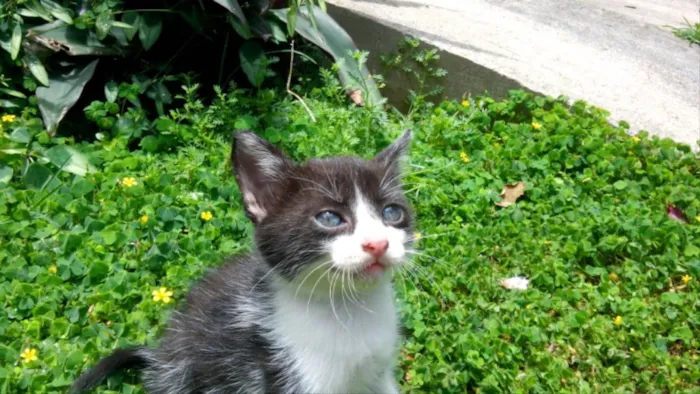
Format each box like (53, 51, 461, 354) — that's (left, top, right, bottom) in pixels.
(330, 0, 700, 148)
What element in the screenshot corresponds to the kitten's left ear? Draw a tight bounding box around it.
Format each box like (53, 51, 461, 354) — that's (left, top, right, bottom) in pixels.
(374, 129, 412, 171)
(232, 131, 293, 224)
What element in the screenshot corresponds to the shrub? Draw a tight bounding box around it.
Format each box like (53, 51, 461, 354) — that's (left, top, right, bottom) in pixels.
(0, 0, 380, 137)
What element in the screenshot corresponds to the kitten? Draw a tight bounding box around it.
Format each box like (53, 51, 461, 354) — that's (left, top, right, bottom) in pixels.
(72, 129, 415, 394)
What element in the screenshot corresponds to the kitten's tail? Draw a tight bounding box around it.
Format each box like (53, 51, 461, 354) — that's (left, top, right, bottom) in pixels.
(71, 347, 151, 393)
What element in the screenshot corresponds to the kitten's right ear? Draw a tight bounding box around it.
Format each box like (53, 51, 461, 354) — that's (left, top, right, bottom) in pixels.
(232, 131, 293, 224)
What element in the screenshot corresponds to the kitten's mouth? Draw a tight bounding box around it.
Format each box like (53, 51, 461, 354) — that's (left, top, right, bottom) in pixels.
(358, 261, 386, 279)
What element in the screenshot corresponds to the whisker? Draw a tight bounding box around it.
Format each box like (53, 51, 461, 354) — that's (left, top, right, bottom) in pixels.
(403, 229, 461, 243)
(399, 263, 429, 296)
(329, 269, 351, 334)
(395, 269, 422, 310)
(306, 264, 334, 314)
(288, 176, 339, 201)
(403, 260, 448, 302)
(340, 269, 352, 319)
(405, 250, 451, 269)
(294, 260, 334, 300)
(249, 265, 277, 293)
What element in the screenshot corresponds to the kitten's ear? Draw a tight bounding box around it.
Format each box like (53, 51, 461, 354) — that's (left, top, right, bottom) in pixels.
(374, 129, 412, 174)
(232, 131, 293, 224)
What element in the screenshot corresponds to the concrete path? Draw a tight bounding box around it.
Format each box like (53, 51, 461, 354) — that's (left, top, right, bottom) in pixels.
(328, 0, 700, 148)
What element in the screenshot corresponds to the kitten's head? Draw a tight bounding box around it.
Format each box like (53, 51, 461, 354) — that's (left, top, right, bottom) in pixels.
(231, 130, 414, 288)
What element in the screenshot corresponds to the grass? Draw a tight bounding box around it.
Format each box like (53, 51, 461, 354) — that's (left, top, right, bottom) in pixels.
(670, 19, 700, 45)
(1, 85, 699, 393)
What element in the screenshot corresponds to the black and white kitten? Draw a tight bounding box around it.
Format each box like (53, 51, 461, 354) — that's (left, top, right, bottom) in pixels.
(72, 129, 415, 394)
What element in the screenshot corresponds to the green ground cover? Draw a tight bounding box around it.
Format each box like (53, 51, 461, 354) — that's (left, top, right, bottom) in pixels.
(1, 83, 699, 393)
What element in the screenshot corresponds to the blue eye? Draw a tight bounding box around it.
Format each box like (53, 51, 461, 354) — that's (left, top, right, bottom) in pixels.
(382, 205, 404, 223)
(315, 211, 344, 228)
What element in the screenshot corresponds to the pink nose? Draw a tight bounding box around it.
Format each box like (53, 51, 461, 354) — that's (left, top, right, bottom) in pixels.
(362, 239, 389, 258)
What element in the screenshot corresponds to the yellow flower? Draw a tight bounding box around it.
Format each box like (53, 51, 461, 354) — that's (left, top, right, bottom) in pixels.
(48, 265, 57, 274)
(696, 215, 700, 223)
(609, 272, 619, 281)
(152, 287, 173, 304)
(461, 100, 470, 107)
(532, 122, 542, 130)
(140, 215, 149, 225)
(630, 347, 635, 352)
(121, 177, 138, 188)
(632, 136, 640, 143)
(682, 274, 691, 284)
(413, 232, 422, 241)
(459, 152, 470, 163)
(200, 211, 213, 221)
(20, 348, 38, 363)
(614, 315, 623, 326)
(1, 114, 17, 123)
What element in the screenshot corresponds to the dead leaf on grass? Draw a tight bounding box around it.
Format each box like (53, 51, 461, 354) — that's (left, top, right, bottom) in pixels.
(499, 276, 530, 290)
(349, 89, 364, 106)
(667, 204, 686, 223)
(495, 181, 525, 207)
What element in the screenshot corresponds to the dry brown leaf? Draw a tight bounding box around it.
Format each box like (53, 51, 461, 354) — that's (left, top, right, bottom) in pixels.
(495, 181, 525, 207)
(349, 89, 364, 106)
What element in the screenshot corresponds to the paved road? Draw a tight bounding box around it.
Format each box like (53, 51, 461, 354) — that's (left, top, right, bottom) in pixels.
(329, 0, 700, 148)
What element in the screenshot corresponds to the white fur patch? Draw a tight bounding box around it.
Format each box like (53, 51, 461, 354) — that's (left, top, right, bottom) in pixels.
(329, 188, 407, 272)
(268, 278, 400, 393)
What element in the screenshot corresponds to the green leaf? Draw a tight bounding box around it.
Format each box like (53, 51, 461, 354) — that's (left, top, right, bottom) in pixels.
(0, 87, 28, 99)
(0, 99, 22, 108)
(9, 127, 31, 143)
(17, 2, 53, 21)
(24, 54, 50, 86)
(213, 0, 248, 25)
(10, 23, 22, 60)
(267, 19, 288, 43)
(29, 21, 121, 56)
(104, 81, 118, 102)
(122, 13, 140, 41)
(684, 244, 700, 257)
(138, 14, 162, 51)
(286, 6, 297, 37)
(45, 144, 97, 176)
(23, 163, 53, 189)
(88, 261, 109, 281)
(71, 178, 95, 197)
(96, 13, 113, 40)
(140, 135, 160, 152)
(230, 15, 252, 39)
(41, 0, 74, 24)
(101, 230, 117, 246)
(613, 180, 628, 190)
(669, 326, 693, 342)
(239, 41, 268, 88)
(306, 1, 318, 31)
(271, 6, 383, 107)
(0, 165, 13, 184)
(111, 21, 135, 29)
(36, 60, 99, 133)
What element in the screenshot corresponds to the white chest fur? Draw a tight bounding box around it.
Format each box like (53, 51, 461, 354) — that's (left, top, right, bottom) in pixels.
(267, 281, 400, 394)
